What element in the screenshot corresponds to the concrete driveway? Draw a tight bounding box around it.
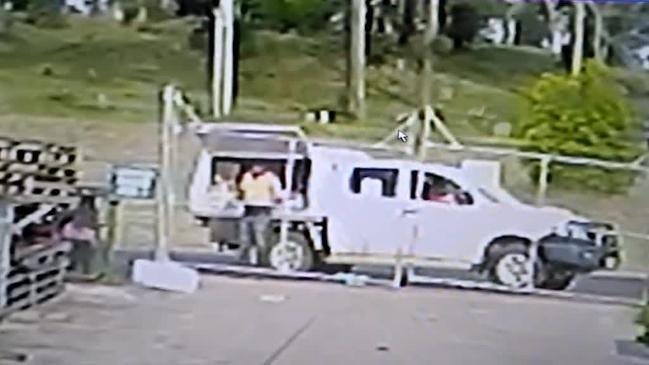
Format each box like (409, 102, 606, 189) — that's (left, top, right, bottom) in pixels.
(0, 276, 646, 365)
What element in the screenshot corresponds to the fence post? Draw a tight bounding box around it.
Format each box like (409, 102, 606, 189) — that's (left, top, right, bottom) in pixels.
(392, 247, 404, 289)
(103, 199, 121, 271)
(536, 156, 551, 206)
(0, 200, 12, 309)
(211, 7, 224, 119)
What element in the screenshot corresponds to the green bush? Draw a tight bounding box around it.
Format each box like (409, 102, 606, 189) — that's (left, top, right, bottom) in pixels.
(638, 304, 649, 346)
(515, 61, 642, 194)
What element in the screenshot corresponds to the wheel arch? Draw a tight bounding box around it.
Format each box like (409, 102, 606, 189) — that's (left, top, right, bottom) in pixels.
(481, 234, 533, 267)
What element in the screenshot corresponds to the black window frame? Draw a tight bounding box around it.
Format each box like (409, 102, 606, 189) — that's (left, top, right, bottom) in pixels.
(349, 168, 399, 198)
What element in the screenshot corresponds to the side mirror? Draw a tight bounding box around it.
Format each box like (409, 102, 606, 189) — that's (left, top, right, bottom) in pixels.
(455, 191, 474, 205)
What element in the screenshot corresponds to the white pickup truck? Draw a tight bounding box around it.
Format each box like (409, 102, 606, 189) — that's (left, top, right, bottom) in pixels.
(188, 124, 621, 290)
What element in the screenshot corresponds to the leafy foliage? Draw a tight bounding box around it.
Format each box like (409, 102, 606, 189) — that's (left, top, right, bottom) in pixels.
(515, 61, 642, 193)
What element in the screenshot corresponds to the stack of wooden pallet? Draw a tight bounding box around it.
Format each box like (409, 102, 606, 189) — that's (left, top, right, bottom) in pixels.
(0, 137, 80, 200)
(0, 137, 82, 320)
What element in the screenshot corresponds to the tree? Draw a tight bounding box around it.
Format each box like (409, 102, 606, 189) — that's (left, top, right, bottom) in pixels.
(515, 61, 641, 193)
(570, 1, 585, 76)
(414, 0, 440, 160)
(445, 2, 480, 50)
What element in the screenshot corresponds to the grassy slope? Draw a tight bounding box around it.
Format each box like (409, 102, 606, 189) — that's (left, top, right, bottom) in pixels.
(0, 18, 206, 123)
(0, 18, 559, 141)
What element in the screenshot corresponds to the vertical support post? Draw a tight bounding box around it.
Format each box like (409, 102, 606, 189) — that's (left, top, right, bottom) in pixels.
(156, 85, 175, 262)
(279, 140, 297, 247)
(0, 199, 13, 309)
(348, 0, 366, 120)
(414, 107, 432, 161)
(536, 156, 551, 206)
(392, 247, 404, 288)
(103, 199, 121, 271)
(222, 0, 235, 116)
(211, 7, 224, 119)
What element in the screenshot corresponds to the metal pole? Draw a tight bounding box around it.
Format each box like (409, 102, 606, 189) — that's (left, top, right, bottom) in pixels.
(279, 140, 297, 246)
(0, 199, 13, 309)
(536, 156, 551, 206)
(212, 7, 224, 119)
(222, 0, 235, 116)
(156, 85, 175, 262)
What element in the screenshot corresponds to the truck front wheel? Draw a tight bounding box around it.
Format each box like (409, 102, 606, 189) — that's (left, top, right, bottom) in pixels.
(266, 231, 315, 272)
(487, 242, 542, 289)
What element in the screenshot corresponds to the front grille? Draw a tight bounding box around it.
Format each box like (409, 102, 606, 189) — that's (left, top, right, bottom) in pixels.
(567, 221, 620, 248)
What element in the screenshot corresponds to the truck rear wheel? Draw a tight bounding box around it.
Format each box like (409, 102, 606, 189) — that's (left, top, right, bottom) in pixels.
(266, 231, 314, 272)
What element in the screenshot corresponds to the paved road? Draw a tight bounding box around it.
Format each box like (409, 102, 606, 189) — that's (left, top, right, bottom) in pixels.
(1, 276, 646, 365)
(112, 249, 648, 303)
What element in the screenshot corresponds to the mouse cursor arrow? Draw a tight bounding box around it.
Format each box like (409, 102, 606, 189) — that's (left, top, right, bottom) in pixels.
(397, 130, 408, 143)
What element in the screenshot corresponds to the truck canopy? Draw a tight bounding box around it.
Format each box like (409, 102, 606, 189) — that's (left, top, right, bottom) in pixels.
(196, 123, 309, 159)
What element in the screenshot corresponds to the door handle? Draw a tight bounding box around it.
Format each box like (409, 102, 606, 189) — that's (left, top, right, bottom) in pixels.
(401, 208, 419, 216)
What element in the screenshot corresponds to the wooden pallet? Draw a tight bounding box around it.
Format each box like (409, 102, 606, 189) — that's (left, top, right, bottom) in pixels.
(0, 138, 79, 167)
(0, 179, 77, 198)
(0, 170, 79, 185)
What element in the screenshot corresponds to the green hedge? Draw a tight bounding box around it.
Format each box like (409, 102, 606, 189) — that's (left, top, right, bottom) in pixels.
(515, 61, 642, 194)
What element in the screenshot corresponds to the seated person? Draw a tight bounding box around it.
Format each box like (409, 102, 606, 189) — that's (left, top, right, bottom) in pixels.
(425, 183, 457, 204)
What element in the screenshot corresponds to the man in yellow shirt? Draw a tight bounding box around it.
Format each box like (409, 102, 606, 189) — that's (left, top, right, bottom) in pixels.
(237, 165, 282, 264)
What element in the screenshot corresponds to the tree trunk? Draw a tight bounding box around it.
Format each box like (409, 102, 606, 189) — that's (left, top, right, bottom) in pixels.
(543, 0, 562, 56)
(365, 0, 374, 58)
(586, 1, 603, 64)
(415, 0, 439, 161)
(398, 0, 416, 46)
(505, 1, 526, 46)
(347, 0, 366, 120)
(571, 1, 585, 76)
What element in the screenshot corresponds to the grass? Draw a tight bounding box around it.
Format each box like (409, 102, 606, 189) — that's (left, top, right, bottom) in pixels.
(0, 16, 565, 141)
(2, 16, 648, 147)
(0, 17, 206, 123)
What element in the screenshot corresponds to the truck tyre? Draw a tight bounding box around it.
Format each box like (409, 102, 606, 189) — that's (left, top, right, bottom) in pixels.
(538, 270, 576, 291)
(266, 231, 315, 272)
(487, 242, 541, 289)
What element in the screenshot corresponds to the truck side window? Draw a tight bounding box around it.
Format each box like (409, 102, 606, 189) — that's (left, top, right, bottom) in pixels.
(349, 168, 398, 198)
(421, 172, 473, 205)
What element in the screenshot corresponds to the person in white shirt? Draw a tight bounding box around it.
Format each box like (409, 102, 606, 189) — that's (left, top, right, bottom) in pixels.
(236, 165, 282, 264)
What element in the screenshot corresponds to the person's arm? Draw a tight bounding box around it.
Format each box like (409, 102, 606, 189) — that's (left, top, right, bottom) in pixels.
(238, 173, 250, 200)
(270, 175, 283, 203)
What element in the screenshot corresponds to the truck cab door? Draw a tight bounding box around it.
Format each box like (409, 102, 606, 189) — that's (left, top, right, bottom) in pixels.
(409, 171, 485, 263)
(326, 163, 412, 255)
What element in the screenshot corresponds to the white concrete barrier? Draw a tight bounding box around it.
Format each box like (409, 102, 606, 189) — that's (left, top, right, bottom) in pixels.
(132, 259, 200, 294)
